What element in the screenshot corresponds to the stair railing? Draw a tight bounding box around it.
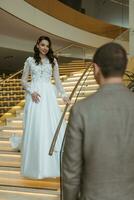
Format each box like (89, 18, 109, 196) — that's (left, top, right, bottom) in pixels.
(49, 62, 93, 155)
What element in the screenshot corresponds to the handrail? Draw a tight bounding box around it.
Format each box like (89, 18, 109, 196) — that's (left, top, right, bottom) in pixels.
(54, 44, 74, 54)
(124, 71, 134, 89)
(74, 69, 91, 104)
(49, 62, 93, 155)
(0, 70, 23, 84)
(125, 71, 134, 77)
(55, 43, 86, 53)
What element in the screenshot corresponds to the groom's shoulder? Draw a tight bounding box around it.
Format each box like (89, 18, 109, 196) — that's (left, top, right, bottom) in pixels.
(72, 90, 100, 113)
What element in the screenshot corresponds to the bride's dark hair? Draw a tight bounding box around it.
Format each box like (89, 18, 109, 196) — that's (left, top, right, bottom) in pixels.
(34, 36, 55, 65)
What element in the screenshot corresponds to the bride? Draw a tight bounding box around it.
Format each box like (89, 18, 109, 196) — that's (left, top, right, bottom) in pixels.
(11, 36, 70, 179)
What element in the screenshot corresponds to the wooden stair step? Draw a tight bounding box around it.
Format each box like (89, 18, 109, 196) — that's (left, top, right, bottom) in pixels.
(0, 189, 59, 200)
(66, 75, 94, 81)
(0, 132, 22, 139)
(0, 128, 23, 135)
(0, 185, 59, 195)
(0, 153, 20, 167)
(0, 169, 60, 190)
(62, 79, 96, 86)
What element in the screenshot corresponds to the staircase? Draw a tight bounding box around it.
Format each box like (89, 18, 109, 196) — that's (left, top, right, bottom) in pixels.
(0, 62, 98, 199)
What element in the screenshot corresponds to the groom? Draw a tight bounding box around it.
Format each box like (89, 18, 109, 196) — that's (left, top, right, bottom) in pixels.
(61, 42, 134, 200)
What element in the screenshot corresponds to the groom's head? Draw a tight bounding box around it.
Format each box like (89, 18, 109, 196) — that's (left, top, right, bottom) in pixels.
(93, 42, 128, 84)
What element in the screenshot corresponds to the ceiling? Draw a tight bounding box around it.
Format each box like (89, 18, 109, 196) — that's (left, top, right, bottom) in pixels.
(0, 8, 96, 74)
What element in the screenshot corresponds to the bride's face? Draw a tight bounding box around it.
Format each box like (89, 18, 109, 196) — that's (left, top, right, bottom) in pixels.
(37, 39, 49, 55)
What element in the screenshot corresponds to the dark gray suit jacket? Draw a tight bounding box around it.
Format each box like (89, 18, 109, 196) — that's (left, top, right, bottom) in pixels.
(62, 83, 134, 200)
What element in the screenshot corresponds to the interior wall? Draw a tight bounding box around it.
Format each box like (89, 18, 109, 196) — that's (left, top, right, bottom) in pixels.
(82, 0, 128, 28)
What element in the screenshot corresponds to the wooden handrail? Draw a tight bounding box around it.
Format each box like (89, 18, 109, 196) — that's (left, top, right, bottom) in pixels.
(49, 62, 93, 155)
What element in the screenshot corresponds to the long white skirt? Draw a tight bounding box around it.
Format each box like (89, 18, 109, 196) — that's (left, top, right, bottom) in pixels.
(21, 80, 66, 179)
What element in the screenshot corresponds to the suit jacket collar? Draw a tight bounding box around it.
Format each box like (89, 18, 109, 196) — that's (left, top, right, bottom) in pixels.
(98, 83, 128, 92)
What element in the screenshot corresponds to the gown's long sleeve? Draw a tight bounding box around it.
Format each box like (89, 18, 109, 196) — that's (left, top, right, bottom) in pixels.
(21, 57, 33, 94)
(53, 58, 67, 98)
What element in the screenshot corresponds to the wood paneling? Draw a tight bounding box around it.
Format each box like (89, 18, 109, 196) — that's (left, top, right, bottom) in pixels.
(25, 0, 127, 38)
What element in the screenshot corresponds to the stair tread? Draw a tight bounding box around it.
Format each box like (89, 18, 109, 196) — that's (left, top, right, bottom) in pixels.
(0, 185, 59, 194)
(0, 169, 60, 190)
(0, 190, 59, 200)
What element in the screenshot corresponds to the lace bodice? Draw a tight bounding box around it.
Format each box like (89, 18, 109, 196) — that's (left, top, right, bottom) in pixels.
(21, 57, 66, 97)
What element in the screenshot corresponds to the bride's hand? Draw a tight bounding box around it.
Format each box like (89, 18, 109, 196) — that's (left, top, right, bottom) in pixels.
(31, 92, 41, 103)
(63, 96, 71, 105)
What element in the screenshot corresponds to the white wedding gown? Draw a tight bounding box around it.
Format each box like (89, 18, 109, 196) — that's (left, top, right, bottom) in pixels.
(12, 57, 67, 179)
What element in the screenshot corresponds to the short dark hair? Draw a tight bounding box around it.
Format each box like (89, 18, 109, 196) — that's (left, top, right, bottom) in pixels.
(93, 42, 128, 78)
